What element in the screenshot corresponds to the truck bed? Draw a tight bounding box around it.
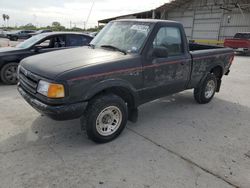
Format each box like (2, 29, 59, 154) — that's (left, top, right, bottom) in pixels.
(189, 43, 223, 51)
(189, 43, 233, 61)
(188, 43, 234, 89)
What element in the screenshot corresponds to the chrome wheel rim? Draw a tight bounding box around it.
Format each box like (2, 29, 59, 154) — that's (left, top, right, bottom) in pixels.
(205, 80, 216, 99)
(5, 65, 18, 83)
(96, 106, 122, 136)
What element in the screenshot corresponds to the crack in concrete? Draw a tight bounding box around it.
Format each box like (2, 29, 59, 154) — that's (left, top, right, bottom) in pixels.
(127, 127, 240, 188)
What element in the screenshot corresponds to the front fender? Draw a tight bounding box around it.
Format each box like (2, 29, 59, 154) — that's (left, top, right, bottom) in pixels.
(83, 78, 139, 107)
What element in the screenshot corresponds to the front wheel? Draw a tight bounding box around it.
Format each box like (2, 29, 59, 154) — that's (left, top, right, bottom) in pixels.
(82, 94, 128, 143)
(194, 73, 217, 104)
(13, 36, 18, 41)
(1, 63, 19, 85)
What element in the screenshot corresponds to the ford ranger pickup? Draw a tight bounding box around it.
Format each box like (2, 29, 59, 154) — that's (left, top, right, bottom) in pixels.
(17, 19, 235, 143)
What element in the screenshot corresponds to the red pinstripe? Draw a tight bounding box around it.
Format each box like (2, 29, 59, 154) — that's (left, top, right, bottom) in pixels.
(68, 52, 234, 82)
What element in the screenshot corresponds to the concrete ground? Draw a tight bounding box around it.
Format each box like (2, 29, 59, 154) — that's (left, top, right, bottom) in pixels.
(0, 55, 249, 188)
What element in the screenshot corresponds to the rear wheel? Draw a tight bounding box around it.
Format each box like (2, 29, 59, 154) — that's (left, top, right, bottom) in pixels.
(194, 73, 217, 104)
(1, 63, 19, 85)
(82, 94, 128, 143)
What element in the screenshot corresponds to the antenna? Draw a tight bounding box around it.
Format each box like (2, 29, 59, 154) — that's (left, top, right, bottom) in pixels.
(85, 0, 95, 29)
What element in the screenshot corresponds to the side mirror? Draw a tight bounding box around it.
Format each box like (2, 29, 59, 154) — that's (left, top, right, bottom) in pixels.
(32, 46, 40, 53)
(152, 47, 168, 58)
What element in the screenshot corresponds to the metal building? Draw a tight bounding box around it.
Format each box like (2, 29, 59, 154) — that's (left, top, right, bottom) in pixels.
(98, 0, 250, 44)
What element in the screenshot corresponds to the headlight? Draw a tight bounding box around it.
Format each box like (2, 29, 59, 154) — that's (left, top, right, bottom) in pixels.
(37, 80, 65, 98)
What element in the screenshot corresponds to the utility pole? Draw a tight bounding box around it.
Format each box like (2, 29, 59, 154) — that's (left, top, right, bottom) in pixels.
(236, 3, 246, 22)
(85, 0, 95, 29)
(83, 21, 86, 30)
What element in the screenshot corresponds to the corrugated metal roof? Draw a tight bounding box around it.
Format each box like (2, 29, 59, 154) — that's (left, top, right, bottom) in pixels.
(98, 0, 250, 24)
(155, 0, 193, 11)
(98, 0, 193, 23)
(98, 10, 153, 24)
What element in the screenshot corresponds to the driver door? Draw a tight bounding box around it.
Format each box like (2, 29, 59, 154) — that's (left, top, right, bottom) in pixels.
(141, 24, 191, 102)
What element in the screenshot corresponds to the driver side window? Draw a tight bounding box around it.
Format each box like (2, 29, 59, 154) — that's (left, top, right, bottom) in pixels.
(38, 40, 50, 48)
(35, 36, 66, 49)
(153, 27, 183, 56)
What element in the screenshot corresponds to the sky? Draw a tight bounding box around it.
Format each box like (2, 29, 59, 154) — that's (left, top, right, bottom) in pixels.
(0, 0, 169, 28)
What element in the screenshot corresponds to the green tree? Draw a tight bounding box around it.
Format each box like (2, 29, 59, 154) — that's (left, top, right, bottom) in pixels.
(70, 27, 84, 32)
(86, 25, 104, 32)
(19, 23, 37, 30)
(51, 21, 65, 31)
(52, 21, 61, 27)
(2, 14, 6, 27)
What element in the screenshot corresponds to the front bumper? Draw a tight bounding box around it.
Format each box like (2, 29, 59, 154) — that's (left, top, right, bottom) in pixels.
(18, 86, 88, 121)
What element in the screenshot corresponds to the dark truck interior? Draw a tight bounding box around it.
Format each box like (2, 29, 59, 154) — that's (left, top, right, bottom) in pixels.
(189, 43, 223, 51)
(234, 33, 250, 39)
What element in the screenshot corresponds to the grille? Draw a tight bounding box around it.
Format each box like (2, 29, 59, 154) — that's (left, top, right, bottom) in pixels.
(19, 66, 39, 94)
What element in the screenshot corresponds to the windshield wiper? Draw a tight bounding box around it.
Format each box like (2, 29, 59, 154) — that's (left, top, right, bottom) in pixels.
(101, 45, 127, 55)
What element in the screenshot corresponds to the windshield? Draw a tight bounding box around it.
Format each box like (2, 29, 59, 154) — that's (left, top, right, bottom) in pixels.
(234, 33, 250, 39)
(16, 34, 45, 49)
(90, 21, 153, 53)
(11, 30, 20, 34)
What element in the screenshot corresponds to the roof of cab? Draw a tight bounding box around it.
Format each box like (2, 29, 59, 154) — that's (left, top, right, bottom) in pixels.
(111, 19, 181, 24)
(39, 32, 93, 38)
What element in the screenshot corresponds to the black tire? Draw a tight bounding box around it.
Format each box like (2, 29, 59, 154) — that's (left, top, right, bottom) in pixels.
(1, 63, 19, 85)
(194, 73, 217, 104)
(13, 36, 18, 41)
(82, 94, 128, 143)
(9, 36, 17, 41)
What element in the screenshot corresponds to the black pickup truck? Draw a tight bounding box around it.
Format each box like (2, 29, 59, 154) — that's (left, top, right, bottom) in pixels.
(18, 19, 234, 143)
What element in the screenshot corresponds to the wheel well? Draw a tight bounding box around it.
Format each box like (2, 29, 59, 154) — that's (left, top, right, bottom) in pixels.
(91, 87, 136, 109)
(210, 66, 223, 79)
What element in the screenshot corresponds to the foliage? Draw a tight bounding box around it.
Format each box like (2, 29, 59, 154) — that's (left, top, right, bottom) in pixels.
(19, 23, 36, 30)
(2, 14, 10, 27)
(1, 21, 105, 32)
(87, 25, 104, 32)
(52, 21, 61, 27)
(69, 27, 84, 32)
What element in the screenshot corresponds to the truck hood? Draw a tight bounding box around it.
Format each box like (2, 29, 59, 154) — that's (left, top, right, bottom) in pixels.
(20, 47, 130, 79)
